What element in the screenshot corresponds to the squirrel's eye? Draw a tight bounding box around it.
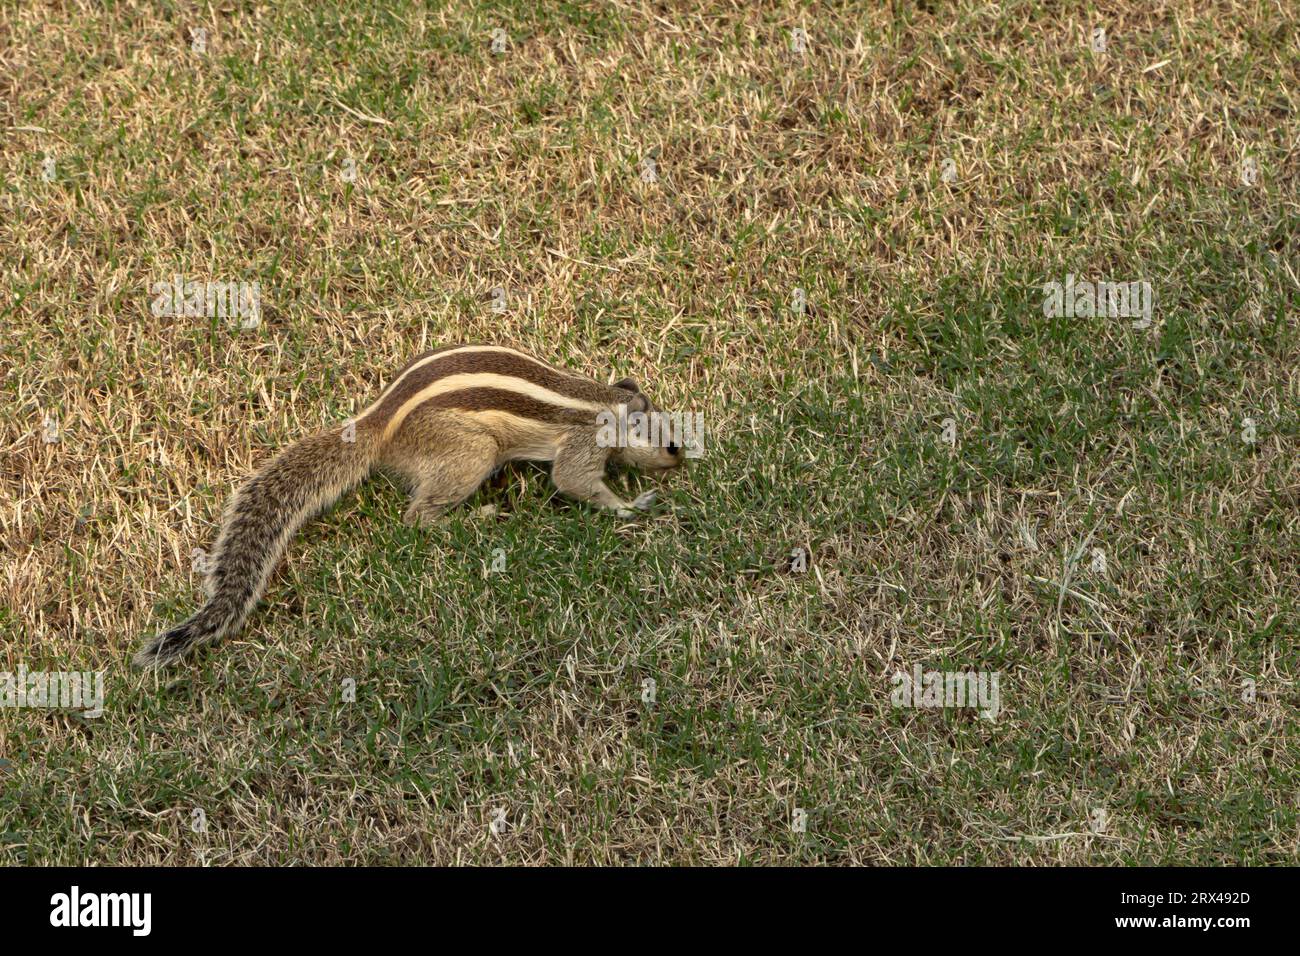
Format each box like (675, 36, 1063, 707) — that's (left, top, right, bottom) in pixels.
(667, 441, 680, 454)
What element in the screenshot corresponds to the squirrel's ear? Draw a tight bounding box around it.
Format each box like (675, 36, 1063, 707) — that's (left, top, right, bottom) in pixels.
(613, 377, 640, 393)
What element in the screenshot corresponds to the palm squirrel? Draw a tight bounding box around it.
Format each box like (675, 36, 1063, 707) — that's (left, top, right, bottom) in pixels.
(134, 344, 685, 668)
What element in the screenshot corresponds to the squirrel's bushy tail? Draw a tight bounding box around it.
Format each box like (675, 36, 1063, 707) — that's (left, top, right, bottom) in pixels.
(134, 426, 377, 668)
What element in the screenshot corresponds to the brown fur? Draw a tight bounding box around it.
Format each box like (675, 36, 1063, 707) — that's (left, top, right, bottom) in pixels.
(365, 348, 622, 428)
(133, 345, 684, 668)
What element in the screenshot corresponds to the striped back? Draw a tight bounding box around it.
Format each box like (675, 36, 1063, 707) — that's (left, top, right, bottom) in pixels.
(357, 345, 626, 440)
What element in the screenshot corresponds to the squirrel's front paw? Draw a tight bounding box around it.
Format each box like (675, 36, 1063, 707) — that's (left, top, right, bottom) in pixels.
(615, 490, 658, 517)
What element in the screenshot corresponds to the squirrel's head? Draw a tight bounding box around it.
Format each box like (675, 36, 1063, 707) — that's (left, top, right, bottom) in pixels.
(606, 378, 687, 471)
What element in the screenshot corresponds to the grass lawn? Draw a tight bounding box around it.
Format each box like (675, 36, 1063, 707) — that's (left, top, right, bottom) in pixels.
(1, 0, 1296, 864)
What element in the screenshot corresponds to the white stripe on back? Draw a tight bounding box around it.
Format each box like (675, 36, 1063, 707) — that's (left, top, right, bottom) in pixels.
(373, 372, 607, 440)
(358, 345, 568, 421)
